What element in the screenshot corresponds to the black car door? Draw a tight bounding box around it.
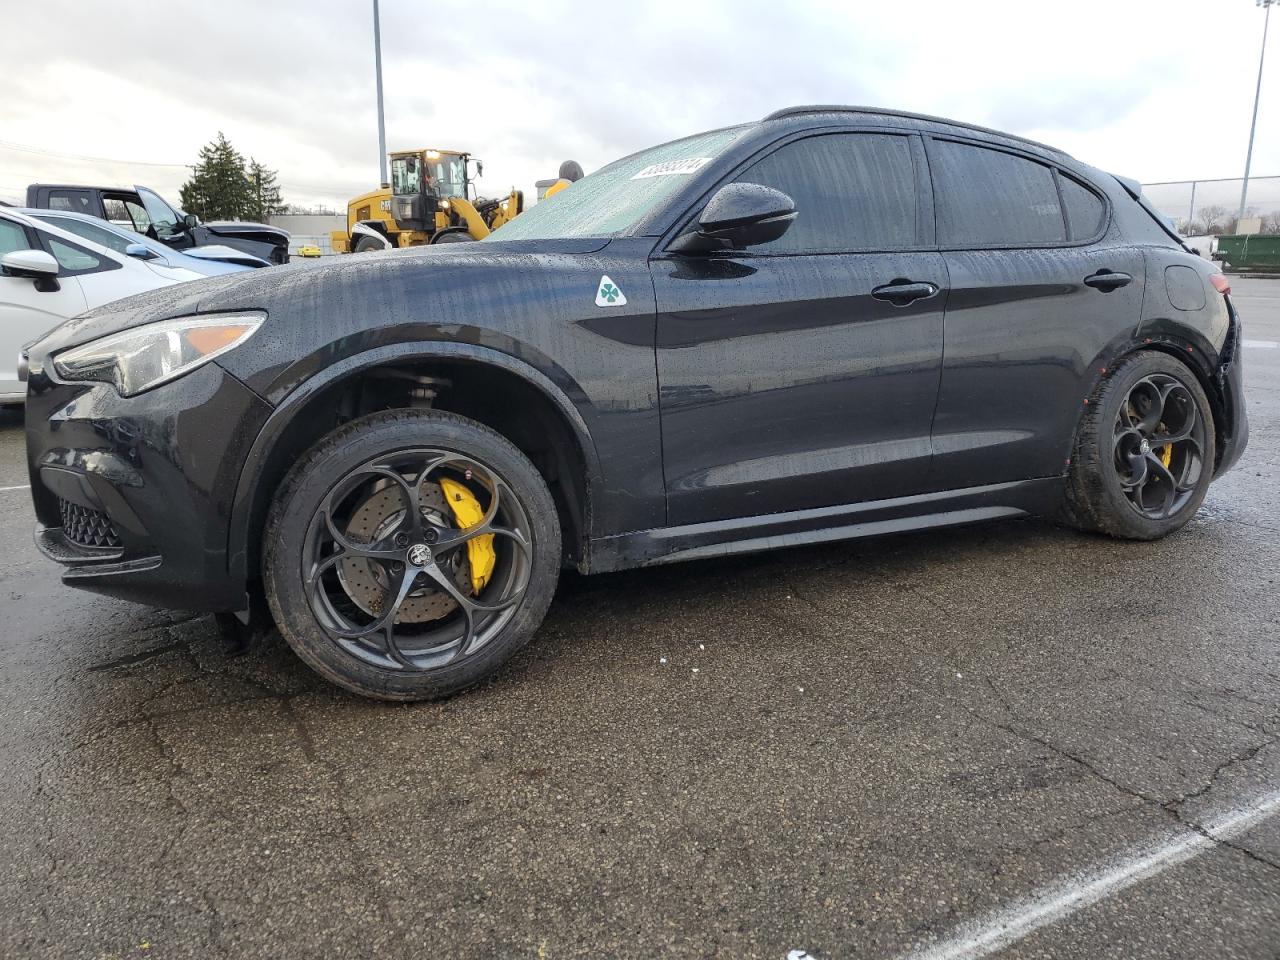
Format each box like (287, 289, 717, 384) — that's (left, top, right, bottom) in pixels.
(652, 131, 947, 526)
(922, 137, 1147, 490)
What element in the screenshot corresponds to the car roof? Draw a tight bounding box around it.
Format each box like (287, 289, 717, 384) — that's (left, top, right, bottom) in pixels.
(761, 105, 1071, 158)
(28, 183, 137, 192)
(16, 206, 114, 224)
(0, 205, 133, 263)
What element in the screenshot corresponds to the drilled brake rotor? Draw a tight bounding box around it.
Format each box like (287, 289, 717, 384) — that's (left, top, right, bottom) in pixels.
(336, 481, 472, 624)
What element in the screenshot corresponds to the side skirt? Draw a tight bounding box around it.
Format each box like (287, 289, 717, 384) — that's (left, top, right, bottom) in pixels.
(585, 477, 1065, 573)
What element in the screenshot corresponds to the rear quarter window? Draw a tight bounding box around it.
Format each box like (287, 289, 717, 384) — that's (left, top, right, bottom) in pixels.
(932, 139, 1066, 247)
(1059, 175, 1106, 240)
(46, 189, 95, 215)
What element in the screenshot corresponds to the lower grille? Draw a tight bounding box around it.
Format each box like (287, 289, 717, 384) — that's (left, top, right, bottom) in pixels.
(58, 498, 122, 549)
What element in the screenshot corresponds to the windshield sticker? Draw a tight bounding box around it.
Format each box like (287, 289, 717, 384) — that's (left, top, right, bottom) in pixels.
(630, 158, 714, 180)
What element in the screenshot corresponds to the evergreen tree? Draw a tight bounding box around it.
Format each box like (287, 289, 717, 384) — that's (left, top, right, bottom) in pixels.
(179, 132, 252, 221)
(245, 158, 285, 221)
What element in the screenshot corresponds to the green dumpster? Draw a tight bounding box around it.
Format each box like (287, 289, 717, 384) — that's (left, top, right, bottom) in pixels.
(1216, 234, 1280, 274)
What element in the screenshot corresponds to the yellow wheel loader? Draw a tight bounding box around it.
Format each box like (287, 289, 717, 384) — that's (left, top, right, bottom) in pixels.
(331, 148, 526, 254)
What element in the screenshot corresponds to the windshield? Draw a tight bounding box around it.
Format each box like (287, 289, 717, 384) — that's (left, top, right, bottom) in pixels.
(487, 126, 748, 241)
(391, 155, 421, 196)
(426, 153, 467, 199)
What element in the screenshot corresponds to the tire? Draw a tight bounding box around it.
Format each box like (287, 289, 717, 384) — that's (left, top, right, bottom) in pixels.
(1063, 351, 1216, 540)
(353, 235, 386, 253)
(263, 409, 561, 701)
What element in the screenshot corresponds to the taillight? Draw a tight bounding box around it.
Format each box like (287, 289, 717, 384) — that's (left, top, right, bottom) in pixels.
(1209, 273, 1231, 296)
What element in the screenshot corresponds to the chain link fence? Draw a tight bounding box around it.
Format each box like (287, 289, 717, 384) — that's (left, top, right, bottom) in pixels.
(1141, 176, 1280, 236)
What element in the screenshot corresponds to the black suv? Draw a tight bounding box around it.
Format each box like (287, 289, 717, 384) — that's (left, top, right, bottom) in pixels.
(25, 183, 290, 265)
(22, 106, 1247, 701)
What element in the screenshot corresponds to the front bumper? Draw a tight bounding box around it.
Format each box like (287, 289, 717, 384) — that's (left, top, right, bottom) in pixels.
(25, 355, 271, 611)
(1216, 299, 1249, 476)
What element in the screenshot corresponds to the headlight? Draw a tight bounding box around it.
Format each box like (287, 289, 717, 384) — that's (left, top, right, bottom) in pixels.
(53, 312, 264, 397)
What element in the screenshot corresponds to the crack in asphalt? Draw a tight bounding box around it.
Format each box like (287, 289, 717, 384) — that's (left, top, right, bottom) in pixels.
(200, 890, 231, 960)
(971, 678, 1280, 878)
(86, 639, 189, 672)
(775, 569, 1280, 896)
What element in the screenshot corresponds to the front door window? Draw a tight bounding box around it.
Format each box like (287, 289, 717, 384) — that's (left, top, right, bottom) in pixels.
(136, 188, 182, 240)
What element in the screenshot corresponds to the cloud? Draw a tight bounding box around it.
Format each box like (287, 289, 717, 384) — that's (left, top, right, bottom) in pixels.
(1, 0, 1275, 210)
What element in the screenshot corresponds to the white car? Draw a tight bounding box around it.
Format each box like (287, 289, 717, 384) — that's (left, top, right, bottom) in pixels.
(0, 207, 240, 404)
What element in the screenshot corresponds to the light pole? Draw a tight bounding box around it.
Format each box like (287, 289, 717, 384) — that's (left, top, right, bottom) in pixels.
(373, 0, 386, 189)
(1237, 0, 1274, 226)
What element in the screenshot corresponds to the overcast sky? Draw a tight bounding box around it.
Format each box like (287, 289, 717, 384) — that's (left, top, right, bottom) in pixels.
(2, 0, 1276, 213)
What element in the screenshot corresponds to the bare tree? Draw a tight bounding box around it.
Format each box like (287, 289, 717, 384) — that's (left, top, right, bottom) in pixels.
(1262, 211, 1280, 235)
(1197, 204, 1228, 235)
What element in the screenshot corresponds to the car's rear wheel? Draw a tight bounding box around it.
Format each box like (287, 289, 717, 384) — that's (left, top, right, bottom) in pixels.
(263, 409, 560, 701)
(1064, 351, 1215, 539)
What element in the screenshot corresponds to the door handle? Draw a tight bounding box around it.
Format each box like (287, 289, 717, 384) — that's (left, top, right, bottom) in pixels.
(1083, 269, 1133, 293)
(871, 279, 939, 306)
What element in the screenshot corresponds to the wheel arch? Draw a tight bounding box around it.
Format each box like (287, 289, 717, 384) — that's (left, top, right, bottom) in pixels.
(351, 221, 392, 248)
(226, 342, 602, 605)
(1080, 326, 1230, 472)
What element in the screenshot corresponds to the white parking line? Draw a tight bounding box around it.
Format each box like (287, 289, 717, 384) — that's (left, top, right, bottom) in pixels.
(900, 788, 1280, 960)
(1243, 339, 1279, 349)
(0, 484, 30, 493)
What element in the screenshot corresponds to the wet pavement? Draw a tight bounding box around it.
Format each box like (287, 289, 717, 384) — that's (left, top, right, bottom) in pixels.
(1, 278, 1278, 959)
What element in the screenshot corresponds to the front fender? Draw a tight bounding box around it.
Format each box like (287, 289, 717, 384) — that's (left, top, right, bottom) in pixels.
(221, 340, 602, 598)
(351, 221, 392, 248)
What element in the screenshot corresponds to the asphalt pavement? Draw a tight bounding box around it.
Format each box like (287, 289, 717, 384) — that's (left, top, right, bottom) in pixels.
(1, 278, 1279, 959)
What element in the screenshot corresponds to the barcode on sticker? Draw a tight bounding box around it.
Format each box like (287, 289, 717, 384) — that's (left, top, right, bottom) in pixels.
(630, 158, 713, 179)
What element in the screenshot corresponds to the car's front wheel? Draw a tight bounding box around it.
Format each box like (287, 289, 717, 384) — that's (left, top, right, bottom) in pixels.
(263, 409, 561, 701)
(1064, 351, 1216, 539)
(353, 235, 386, 253)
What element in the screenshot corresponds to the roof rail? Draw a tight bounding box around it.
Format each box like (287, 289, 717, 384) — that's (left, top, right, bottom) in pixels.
(761, 105, 1070, 157)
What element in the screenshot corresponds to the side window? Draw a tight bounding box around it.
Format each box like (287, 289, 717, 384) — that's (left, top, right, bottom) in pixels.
(47, 238, 105, 273)
(35, 229, 121, 277)
(46, 189, 94, 214)
(1059, 175, 1106, 240)
(932, 140, 1066, 246)
(0, 219, 35, 256)
(733, 133, 919, 253)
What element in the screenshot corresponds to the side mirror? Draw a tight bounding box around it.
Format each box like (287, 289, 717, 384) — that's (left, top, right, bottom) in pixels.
(475, 160, 484, 177)
(1, 249, 61, 292)
(182, 213, 199, 230)
(125, 242, 159, 261)
(669, 182, 796, 253)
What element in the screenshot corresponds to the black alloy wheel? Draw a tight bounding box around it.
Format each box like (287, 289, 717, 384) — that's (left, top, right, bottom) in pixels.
(264, 409, 560, 700)
(1064, 351, 1216, 540)
(1112, 373, 1207, 520)
(303, 449, 532, 671)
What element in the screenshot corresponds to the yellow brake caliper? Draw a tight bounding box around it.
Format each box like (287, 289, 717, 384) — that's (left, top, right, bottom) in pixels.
(1156, 422, 1173, 469)
(438, 477, 496, 595)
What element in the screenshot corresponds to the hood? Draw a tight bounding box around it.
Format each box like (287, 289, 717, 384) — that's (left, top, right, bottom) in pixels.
(29, 235, 614, 355)
(183, 244, 272, 268)
(202, 221, 291, 241)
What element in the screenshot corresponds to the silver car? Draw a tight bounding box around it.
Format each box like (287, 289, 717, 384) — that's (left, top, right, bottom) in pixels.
(0, 208, 254, 404)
